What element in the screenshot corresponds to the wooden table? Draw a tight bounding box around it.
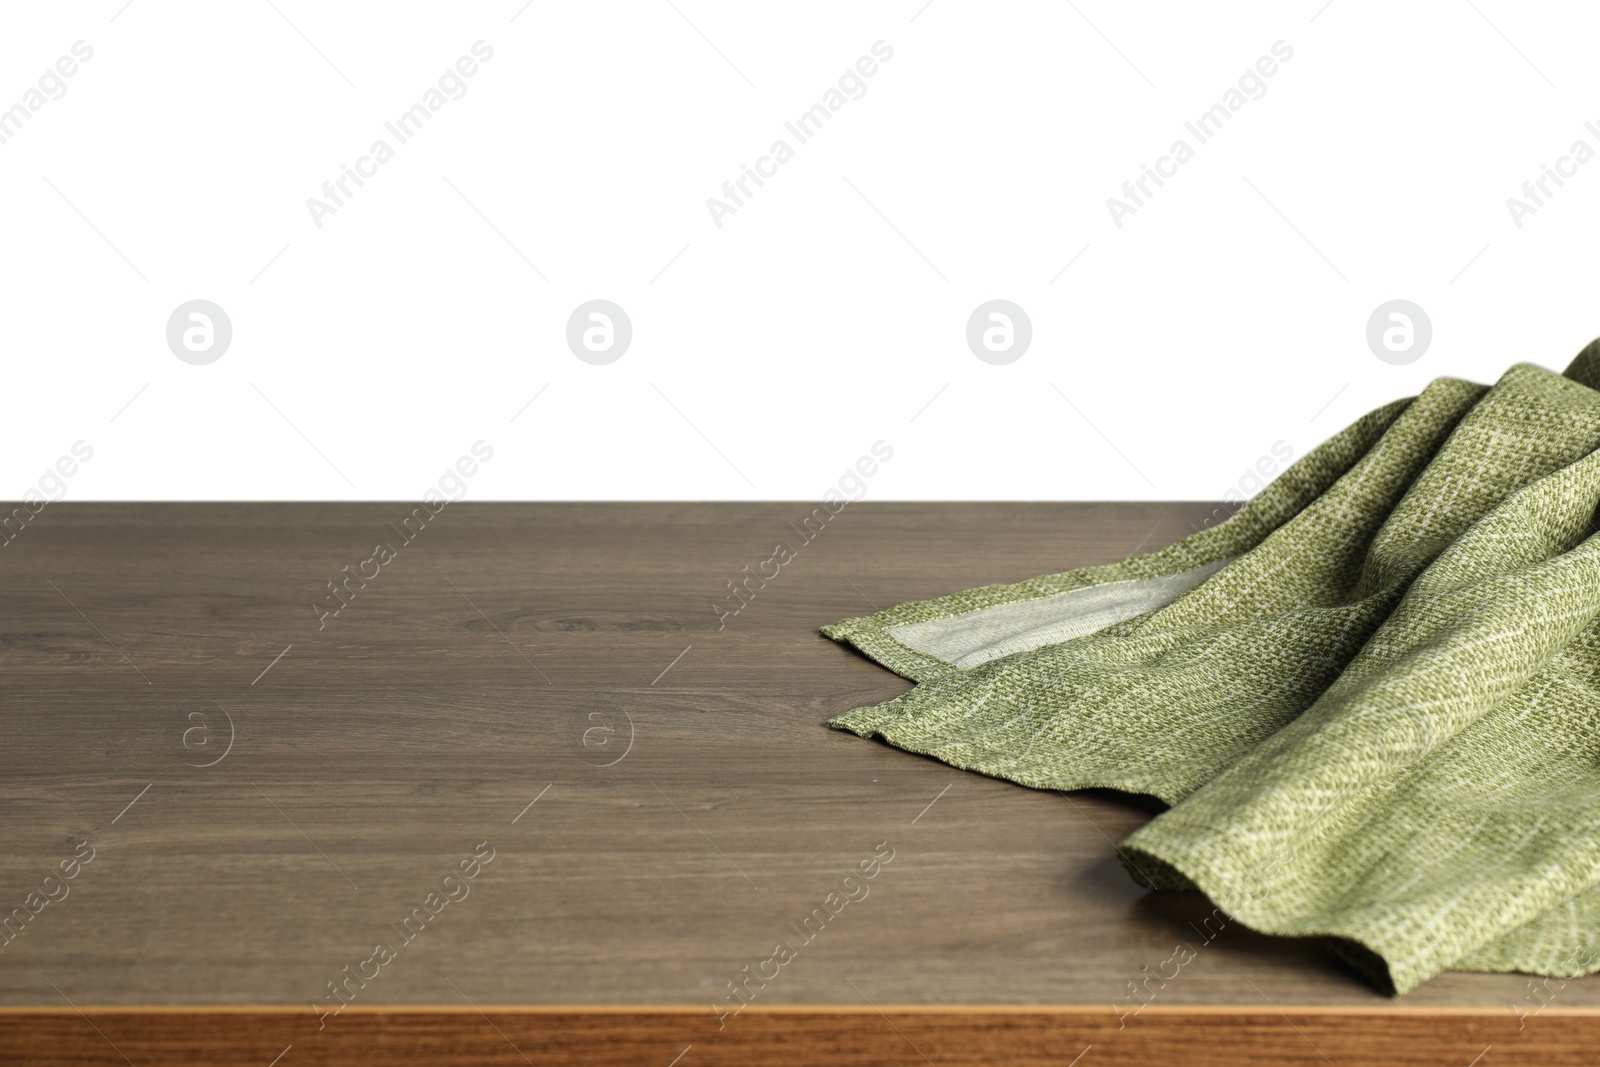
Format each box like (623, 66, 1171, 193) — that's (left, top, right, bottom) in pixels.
(2, 502, 1596, 1065)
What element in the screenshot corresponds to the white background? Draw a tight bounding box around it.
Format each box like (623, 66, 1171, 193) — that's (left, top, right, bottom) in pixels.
(2, 1, 1595, 501)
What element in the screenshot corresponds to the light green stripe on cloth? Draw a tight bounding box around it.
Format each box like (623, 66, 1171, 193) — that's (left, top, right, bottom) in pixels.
(823, 342, 1600, 993)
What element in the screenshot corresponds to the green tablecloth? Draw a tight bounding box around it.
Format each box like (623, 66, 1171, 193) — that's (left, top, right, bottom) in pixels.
(825, 342, 1600, 993)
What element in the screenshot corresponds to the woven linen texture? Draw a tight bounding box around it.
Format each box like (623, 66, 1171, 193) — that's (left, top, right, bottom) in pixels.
(824, 343, 1600, 993)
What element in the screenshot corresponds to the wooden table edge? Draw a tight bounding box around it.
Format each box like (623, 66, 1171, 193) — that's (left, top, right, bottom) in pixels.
(1, 1001, 1591, 1066)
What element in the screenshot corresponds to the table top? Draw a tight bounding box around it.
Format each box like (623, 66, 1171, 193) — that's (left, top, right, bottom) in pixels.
(3, 501, 1595, 1015)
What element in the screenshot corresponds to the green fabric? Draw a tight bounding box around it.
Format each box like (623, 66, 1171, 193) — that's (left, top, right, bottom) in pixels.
(824, 341, 1600, 994)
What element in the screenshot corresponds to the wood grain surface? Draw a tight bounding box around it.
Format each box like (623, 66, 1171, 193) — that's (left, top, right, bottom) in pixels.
(1, 502, 1594, 1064)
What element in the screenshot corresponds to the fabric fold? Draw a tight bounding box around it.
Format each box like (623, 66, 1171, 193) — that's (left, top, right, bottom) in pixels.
(823, 342, 1600, 993)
